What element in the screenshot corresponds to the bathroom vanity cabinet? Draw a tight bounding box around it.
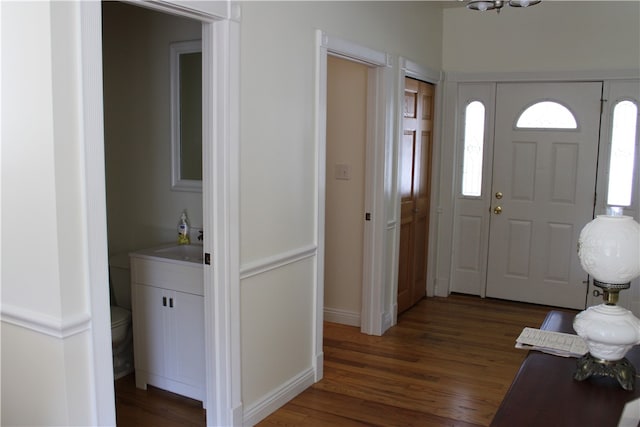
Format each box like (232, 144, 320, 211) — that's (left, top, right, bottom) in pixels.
(130, 246, 205, 403)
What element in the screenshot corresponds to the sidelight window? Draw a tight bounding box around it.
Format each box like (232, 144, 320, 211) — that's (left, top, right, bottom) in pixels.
(462, 101, 485, 197)
(607, 100, 637, 207)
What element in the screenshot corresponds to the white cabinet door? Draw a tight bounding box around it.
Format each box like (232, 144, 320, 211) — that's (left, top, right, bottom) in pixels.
(132, 282, 205, 401)
(170, 290, 205, 391)
(133, 284, 169, 385)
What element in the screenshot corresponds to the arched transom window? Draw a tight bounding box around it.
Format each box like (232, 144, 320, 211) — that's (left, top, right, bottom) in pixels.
(516, 101, 578, 129)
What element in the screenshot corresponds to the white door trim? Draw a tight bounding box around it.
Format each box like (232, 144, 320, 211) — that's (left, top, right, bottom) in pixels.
(445, 69, 640, 83)
(80, 2, 241, 425)
(315, 31, 392, 341)
(79, 3, 116, 424)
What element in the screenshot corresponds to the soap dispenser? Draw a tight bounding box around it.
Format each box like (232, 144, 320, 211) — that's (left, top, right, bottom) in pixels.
(177, 210, 191, 245)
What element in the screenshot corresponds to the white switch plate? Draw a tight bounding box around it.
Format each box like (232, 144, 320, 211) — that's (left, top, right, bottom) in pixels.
(335, 164, 351, 180)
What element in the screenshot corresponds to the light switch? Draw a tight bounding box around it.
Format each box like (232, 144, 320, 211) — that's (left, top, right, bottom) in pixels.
(335, 164, 351, 180)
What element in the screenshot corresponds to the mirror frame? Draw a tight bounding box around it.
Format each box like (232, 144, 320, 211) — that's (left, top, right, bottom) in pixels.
(170, 39, 202, 192)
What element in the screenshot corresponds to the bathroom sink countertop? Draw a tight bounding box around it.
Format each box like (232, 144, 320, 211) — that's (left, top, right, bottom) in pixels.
(130, 243, 204, 266)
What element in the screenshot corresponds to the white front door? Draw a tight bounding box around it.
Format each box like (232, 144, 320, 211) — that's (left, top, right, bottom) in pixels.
(485, 82, 603, 309)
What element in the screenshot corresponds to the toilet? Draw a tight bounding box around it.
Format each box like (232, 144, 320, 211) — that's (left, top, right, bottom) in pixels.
(111, 306, 131, 347)
(109, 254, 134, 379)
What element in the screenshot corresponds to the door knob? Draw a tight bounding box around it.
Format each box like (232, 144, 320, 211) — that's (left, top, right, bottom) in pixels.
(494, 206, 502, 214)
(495, 191, 503, 200)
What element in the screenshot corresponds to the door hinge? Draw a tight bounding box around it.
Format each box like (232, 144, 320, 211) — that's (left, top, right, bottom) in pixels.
(204, 253, 211, 265)
(365, 212, 371, 221)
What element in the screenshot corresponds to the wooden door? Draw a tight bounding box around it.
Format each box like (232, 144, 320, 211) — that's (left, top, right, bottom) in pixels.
(397, 78, 434, 314)
(486, 82, 602, 309)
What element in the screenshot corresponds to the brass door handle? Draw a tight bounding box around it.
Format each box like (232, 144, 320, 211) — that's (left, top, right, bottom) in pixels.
(495, 191, 503, 200)
(494, 206, 502, 214)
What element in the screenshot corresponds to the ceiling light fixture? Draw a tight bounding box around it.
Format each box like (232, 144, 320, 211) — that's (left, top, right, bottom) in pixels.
(466, 0, 542, 13)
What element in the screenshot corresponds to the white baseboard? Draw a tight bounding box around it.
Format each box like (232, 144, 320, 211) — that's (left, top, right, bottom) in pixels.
(382, 311, 393, 333)
(323, 306, 360, 327)
(314, 351, 324, 382)
(243, 368, 315, 426)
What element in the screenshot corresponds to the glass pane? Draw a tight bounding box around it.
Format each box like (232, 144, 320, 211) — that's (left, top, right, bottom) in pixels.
(516, 101, 577, 129)
(607, 100, 637, 206)
(462, 101, 485, 197)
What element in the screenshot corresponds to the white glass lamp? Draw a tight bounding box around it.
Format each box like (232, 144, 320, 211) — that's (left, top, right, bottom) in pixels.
(573, 207, 640, 390)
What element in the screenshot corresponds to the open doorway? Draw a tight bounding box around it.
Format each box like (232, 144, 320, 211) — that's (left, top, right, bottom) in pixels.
(85, 1, 241, 425)
(101, 0, 204, 411)
(324, 55, 368, 327)
(316, 31, 393, 341)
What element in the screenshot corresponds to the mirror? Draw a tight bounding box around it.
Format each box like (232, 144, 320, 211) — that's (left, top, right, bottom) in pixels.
(170, 40, 202, 192)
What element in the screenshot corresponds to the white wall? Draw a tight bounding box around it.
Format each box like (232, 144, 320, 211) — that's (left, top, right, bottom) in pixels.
(1, 2, 102, 425)
(239, 1, 442, 264)
(443, 1, 640, 73)
(102, 2, 203, 257)
(238, 0, 443, 417)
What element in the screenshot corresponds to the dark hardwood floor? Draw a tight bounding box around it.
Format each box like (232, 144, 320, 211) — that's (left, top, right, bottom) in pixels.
(115, 294, 576, 426)
(114, 373, 205, 426)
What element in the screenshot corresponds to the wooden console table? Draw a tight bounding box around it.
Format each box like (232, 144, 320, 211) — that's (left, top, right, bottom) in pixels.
(491, 310, 640, 427)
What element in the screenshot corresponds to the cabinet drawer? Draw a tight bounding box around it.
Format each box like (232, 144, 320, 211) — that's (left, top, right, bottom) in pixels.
(130, 257, 203, 295)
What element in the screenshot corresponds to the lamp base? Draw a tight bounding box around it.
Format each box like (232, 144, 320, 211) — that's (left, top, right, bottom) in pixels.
(574, 353, 636, 391)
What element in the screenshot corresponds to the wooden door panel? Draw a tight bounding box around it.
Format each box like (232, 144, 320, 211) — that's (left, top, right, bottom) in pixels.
(397, 222, 412, 312)
(400, 131, 416, 200)
(397, 78, 433, 314)
(412, 215, 428, 303)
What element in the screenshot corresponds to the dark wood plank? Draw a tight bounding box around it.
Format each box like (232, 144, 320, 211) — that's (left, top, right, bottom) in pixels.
(115, 372, 205, 427)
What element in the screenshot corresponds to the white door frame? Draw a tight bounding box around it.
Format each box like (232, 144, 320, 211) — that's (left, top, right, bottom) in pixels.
(80, 1, 241, 425)
(315, 31, 391, 338)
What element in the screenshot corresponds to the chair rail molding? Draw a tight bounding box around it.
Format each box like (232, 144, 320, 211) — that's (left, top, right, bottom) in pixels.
(240, 245, 318, 280)
(1, 304, 92, 339)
